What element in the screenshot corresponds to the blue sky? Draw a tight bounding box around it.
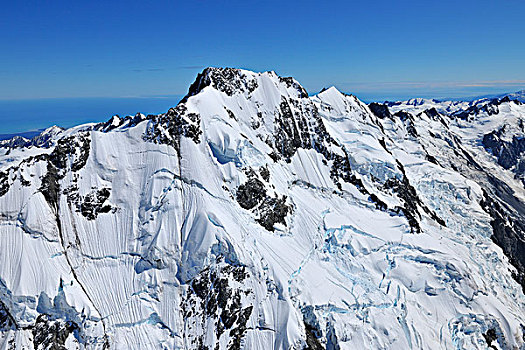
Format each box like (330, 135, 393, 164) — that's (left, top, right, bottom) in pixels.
(1, 1, 525, 133)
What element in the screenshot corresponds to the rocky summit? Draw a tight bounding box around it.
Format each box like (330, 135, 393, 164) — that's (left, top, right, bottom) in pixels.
(0, 67, 525, 349)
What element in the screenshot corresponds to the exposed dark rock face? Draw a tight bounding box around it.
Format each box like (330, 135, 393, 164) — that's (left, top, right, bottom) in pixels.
(383, 176, 422, 233)
(269, 96, 421, 224)
(368, 193, 388, 211)
(273, 99, 310, 161)
(304, 324, 324, 350)
(251, 112, 263, 130)
(0, 300, 16, 331)
(302, 306, 324, 350)
(259, 165, 270, 182)
(483, 328, 498, 350)
(325, 322, 340, 350)
(40, 134, 91, 209)
(79, 188, 112, 220)
(224, 108, 237, 121)
(256, 195, 290, 231)
(270, 97, 337, 163)
(143, 104, 202, 151)
(299, 306, 340, 349)
(48, 135, 90, 173)
(32, 314, 79, 350)
(184, 67, 258, 100)
(383, 163, 445, 233)
(423, 107, 440, 120)
(40, 164, 61, 209)
(483, 127, 525, 170)
(425, 153, 438, 165)
(2, 281, 84, 348)
(270, 96, 366, 193)
(329, 153, 358, 190)
(236, 171, 290, 231)
(0, 171, 10, 197)
(393, 111, 418, 138)
(278, 76, 309, 98)
(183, 261, 253, 350)
(368, 103, 392, 120)
(64, 187, 113, 220)
(1, 307, 80, 350)
(482, 126, 525, 186)
(237, 177, 265, 210)
(480, 191, 525, 292)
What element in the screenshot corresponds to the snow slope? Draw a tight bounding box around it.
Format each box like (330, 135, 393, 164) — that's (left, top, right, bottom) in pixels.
(0, 68, 524, 349)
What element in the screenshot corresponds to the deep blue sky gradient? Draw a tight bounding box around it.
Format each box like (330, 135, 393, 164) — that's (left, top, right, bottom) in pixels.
(1, 0, 525, 133)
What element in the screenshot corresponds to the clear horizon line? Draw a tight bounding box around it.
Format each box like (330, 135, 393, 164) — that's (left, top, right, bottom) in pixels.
(0, 94, 186, 102)
(335, 80, 525, 89)
(0, 82, 524, 102)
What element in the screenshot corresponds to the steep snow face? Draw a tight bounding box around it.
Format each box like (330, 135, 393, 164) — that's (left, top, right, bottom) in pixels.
(0, 67, 524, 350)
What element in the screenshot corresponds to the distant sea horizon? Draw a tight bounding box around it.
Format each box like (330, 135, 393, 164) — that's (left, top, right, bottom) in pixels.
(1, 87, 523, 140)
(0, 95, 184, 138)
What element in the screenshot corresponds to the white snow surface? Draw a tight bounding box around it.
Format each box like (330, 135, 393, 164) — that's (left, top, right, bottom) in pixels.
(0, 68, 524, 350)
(387, 98, 474, 115)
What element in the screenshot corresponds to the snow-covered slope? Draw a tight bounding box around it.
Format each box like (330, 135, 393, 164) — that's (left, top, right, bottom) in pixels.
(0, 68, 524, 350)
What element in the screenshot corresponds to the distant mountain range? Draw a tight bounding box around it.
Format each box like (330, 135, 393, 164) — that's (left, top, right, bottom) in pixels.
(0, 129, 44, 141)
(457, 89, 525, 103)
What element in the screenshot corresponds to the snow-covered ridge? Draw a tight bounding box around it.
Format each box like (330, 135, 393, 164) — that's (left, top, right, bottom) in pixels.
(0, 125, 63, 150)
(0, 67, 524, 349)
(386, 91, 524, 116)
(503, 89, 525, 102)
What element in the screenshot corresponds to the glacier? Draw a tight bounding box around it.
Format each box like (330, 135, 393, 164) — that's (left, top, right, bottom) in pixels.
(0, 67, 524, 349)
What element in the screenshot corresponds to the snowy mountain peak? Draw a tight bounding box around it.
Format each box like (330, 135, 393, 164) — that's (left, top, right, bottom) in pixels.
(34, 125, 64, 143)
(1, 68, 525, 349)
(0, 125, 64, 150)
(184, 67, 308, 103)
(40, 125, 63, 136)
(318, 86, 341, 95)
(184, 67, 258, 100)
(319, 85, 348, 100)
